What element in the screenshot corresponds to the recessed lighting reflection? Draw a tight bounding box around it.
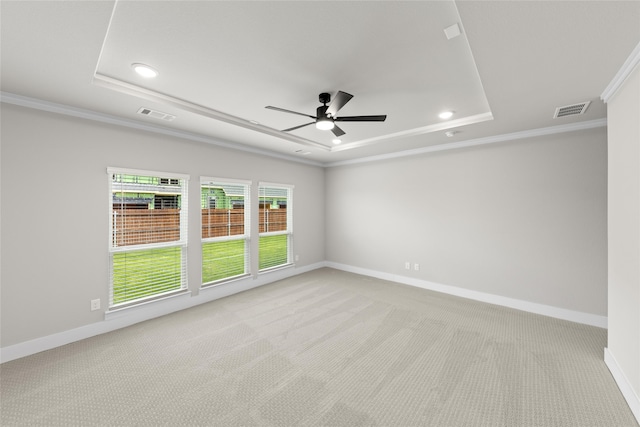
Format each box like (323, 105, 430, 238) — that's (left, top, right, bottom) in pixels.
(332, 139, 342, 145)
(439, 111, 454, 119)
(132, 63, 158, 78)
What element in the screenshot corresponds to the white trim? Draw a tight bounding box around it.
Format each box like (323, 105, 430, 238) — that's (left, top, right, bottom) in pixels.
(257, 263, 295, 275)
(330, 112, 494, 152)
(93, 0, 118, 78)
(325, 262, 608, 328)
(2, 91, 608, 169)
(200, 176, 252, 186)
(104, 289, 192, 320)
(202, 234, 249, 244)
(1, 260, 610, 363)
(258, 181, 295, 190)
(0, 92, 324, 167)
(92, 73, 331, 152)
(259, 230, 290, 238)
(601, 41, 640, 103)
(0, 262, 326, 364)
(107, 167, 189, 181)
(326, 118, 608, 167)
(201, 272, 252, 288)
(605, 348, 640, 424)
(109, 241, 186, 253)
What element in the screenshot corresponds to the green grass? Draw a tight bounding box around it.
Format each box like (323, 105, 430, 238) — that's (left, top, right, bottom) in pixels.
(202, 239, 246, 283)
(113, 236, 289, 304)
(112, 247, 183, 305)
(259, 234, 289, 270)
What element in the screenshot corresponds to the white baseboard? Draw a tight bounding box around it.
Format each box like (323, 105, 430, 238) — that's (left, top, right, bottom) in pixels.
(605, 348, 640, 424)
(1, 261, 607, 363)
(325, 262, 608, 328)
(0, 262, 326, 364)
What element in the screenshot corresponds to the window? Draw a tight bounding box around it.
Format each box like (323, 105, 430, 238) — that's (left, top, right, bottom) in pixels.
(108, 168, 189, 309)
(259, 183, 293, 271)
(201, 178, 251, 285)
(159, 178, 180, 185)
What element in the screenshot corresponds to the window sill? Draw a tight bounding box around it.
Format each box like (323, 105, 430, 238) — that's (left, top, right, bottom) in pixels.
(257, 263, 295, 275)
(201, 273, 252, 289)
(105, 289, 192, 321)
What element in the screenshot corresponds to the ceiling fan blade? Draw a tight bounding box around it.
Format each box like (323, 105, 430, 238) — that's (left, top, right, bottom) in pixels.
(335, 115, 387, 122)
(282, 122, 314, 132)
(266, 106, 316, 120)
(326, 91, 353, 117)
(331, 124, 346, 137)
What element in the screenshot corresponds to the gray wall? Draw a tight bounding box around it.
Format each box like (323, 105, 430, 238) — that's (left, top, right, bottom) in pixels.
(0, 100, 611, 353)
(325, 128, 608, 316)
(0, 104, 325, 348)
(607, 63, 640, 399)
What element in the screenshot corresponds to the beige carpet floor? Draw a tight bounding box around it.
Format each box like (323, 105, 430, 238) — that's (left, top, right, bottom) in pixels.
(1, 268, 637, 426)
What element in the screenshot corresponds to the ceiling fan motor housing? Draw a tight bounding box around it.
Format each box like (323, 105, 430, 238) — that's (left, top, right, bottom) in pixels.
(317, 105, 330, 119)
(319, 92, 331, 105)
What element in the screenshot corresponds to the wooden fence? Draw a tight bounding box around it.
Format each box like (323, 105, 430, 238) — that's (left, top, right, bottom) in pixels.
(113, 208, 287, 246)
(259, 209, 287, 233)
(202, 208, 245, 238)
(112, 209, 180, 246)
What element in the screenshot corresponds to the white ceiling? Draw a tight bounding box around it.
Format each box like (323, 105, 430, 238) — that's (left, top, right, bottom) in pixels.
(2, 1, 639, 166)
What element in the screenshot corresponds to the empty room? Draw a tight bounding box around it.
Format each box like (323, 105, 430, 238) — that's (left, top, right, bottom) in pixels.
(1, 1, 639, 426)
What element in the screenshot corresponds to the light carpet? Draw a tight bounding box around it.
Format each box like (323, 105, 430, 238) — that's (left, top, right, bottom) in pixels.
(1, 268, 637, 426)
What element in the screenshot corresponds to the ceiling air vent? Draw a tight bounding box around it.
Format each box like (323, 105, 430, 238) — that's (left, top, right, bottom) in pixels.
(137, 107, 176, 122)
(553, 101, 590, 118)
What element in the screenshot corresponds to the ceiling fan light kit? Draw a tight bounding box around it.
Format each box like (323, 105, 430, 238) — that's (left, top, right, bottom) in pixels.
(266, 90, 387, 139)
(316, 117, 335, 130)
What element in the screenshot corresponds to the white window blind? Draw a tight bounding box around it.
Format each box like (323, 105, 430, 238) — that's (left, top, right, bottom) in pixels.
(201, 177, 251, 285)
(108, 168, 188, 308)
(258, 183, 293, 271)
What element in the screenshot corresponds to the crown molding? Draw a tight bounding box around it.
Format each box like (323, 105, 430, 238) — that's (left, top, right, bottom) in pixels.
(330, 112, 494, 152)
(92, 73, 331, 152)
(1, 91, 608, 170)
(601, 41, 640, 103)
(0, 92, 324, 168)
(326, 118, 607, 167)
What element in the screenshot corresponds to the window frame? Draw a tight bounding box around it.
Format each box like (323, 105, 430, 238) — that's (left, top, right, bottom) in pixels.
(258, 182, 294, 273)
(107, 167, 189, 311)
(200, 177, 252, 287)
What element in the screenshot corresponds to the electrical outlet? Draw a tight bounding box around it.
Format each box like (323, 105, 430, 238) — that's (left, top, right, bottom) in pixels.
(90, 299, 101, 311)
(414, 263, 420, 271)
(405, 262, 411, 270)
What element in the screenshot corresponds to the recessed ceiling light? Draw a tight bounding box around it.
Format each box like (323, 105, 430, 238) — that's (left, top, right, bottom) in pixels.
(132, 63, 158, 78)
(332, 139, 342, 145)
(439, 111, 454, 119)
(445, 131, 458, 137)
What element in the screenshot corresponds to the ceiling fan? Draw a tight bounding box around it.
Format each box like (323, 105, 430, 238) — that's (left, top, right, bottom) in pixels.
(265, 91, 387, 137)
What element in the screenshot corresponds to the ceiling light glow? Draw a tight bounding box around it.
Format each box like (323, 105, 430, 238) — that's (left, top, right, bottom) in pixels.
(332, 139, 342, 145)
(316, 119, 335, 130)
(439, 111, 454, 119)
(132, 63, 158, 78)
